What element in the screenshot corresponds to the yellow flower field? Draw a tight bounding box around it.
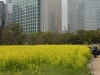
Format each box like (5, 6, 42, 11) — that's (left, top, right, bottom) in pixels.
(0, 45, 91, 71)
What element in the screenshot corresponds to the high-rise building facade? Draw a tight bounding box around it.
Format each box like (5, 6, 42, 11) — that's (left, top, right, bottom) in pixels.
(0, 1, 6, 26)
(12, 0, 62, 33)
(68, 0, 100, 32)
(6, 0, 13, 24)
(79, 0, 100, 30)
(68, 0, 80, 33)
(12, 0, 48, 33)
(78, 0, 85, 30)
(48, 0, 62, 33)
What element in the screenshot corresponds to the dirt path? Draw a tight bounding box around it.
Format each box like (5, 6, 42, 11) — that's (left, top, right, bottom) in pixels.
(92, 56, 100, 75)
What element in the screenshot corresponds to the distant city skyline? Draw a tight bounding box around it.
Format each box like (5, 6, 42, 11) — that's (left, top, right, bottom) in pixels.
(0, 0, 68, 30)
(12, 0, 63, 33)
(0, 0, 68, 31)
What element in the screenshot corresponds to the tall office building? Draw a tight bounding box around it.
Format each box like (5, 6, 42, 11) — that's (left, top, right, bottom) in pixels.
(12, 0, 62, 33)
(0, 1, 6, 26)
(79, 0, 100, 30)
(48, 0, 62, 33)
(12, 0, 48, 33)
(68, 0, 80, 33)
(78, 0, 85, 30)
(68, 0, 100, 32)
(6, 0, 13, 24)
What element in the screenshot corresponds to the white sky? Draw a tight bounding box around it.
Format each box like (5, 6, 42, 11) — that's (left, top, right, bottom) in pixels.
(0, 0, 68, 31)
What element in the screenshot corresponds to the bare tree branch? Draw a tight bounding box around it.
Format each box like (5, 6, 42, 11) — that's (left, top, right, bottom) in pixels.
(0, 1, 6, 44)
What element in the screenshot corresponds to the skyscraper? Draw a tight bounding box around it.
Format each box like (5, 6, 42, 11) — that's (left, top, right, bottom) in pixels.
(78, 0, 85, 30)
(48, 0, 62, 33)
(12, 0, 48, 33)
(6, 0, 13, 24)
(68, 0, 80, 33)
(68, 0, 100, 32)
(79, 0, 100, 30)
(12, 0, 62, 33)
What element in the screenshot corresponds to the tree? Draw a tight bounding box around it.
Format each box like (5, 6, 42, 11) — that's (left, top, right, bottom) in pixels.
(60, 32, 71, 44)
(92, 29, 100, 43)
(40, 31, 55, 44)
(67, 33, 76, 44)
(23, 33, 37, 45)
(2, 22, 23, 45)
(76, 29, 86, 44)
(0, 3, 6, 44)
(84, 30, 95, 44)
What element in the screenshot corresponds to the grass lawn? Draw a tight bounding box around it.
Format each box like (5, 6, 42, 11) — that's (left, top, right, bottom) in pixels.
(0, 64, 90, 75)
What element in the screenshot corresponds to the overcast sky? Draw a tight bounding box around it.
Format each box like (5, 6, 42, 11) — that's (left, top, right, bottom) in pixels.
(0, 0, 68, 31)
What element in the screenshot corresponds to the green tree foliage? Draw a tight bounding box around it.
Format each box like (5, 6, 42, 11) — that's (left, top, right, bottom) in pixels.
(1, 24, 100, 45)
(60, 32, 73, 44)
(92, 29, 100, 43)
(40, 31, 55, 44)
(2, 22, 23, 45)
(75, 29, 86, 44)
(84, 30, 95, 44)
(23, 32, 43, 45)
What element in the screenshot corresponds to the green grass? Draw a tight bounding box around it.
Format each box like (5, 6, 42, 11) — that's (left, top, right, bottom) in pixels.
(0, 64, 89, 75)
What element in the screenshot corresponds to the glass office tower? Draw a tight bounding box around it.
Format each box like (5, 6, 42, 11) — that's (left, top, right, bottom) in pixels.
(79, 0, 100, 30)
(6, 0, 13, 24)
(12, 0, 62, 33)
(68, 0, 100, 32)
(12, 0, 48, 33)
(12, 0, 41, 33)
(68, 0, 80, 33)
